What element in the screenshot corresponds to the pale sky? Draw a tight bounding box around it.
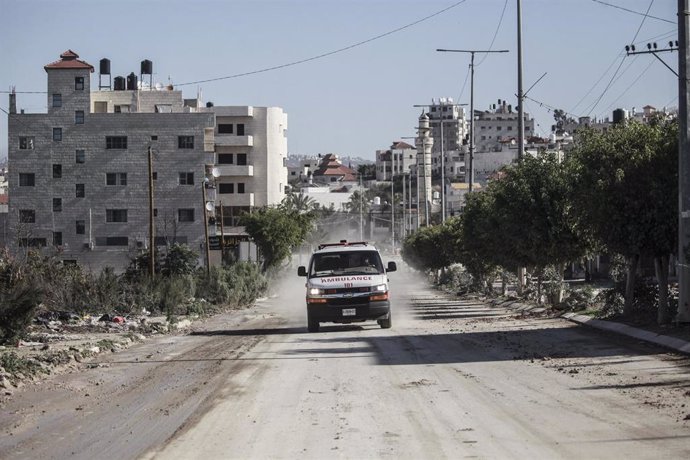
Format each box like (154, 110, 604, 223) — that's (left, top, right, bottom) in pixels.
(0, 0, 678, 160)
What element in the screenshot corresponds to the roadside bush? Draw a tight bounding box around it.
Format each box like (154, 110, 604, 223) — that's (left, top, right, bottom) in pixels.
(594, 288, 625, 319)
(0, 251, 44, 344)
(160, 276, 191, 321)
(560, 285, 596, 311)
(195, 267, 231, 305)
(225, 262, 267, 306)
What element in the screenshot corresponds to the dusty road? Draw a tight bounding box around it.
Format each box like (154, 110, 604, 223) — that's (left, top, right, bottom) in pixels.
(1, 266, 689, 459)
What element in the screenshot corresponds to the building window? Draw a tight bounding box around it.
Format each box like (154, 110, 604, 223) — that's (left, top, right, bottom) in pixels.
(75, 76, 84, 90)
(52, 94, 62, 108)
(154, 105, 172, 113)
(507, 126, 513, 131)
(19, 209, 36, 223)
(53, 232, 63, 246)
(218, 124, 233, 134)
(106, 173, 127, 186)
(75, 149, 85, 163)
(178, 209, 195, 222)
(218, 183, 234, 194)
(53, 128, 62, 141)
(236, 154, 247, 166)
(238, 183, 245, 193)
(105, 237, 128, 246)
(236, 124, 245, 136)
(19, 238, 47, 248)
(114, 105, 130, 113)
(218, 154, 234, 164)
(75, 111, 85, 124)
(53, 198, 62, 212)
(76, 183, 85, 198)
(106, 136, 127, 149)
(178, 136, 194, 149)
(19, 137, 34, 150)
(497, 126, 502, 131)
(153, 208, 158, 217)
(178, 172, 194, 185)
(53, 164, 62, 179)
(76, 220, 85, 235)
(106, 209, 128, 223)
(151, 135, 158, 141)
(19, 173, 35, 186)
(94, 101, 107, 113)
(152, 172, 158, 181)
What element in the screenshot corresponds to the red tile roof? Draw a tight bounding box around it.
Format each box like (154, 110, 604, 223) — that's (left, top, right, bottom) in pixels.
(314, 154, 357, 181)
(44, 50, 94, 72)
(391, 141, 415, 150)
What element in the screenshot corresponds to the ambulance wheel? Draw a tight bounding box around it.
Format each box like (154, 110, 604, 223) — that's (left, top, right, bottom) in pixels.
(307, 314, 320, 332)
(378, 314, 392, 329)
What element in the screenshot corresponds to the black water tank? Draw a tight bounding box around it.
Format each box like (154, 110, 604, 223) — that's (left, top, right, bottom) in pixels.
(141, 59, 152, 75)
(114, 76, 126, 90)
(100, 58, 111, 75)
(613, 108, 627, 124)
(126, 72, 137, 90)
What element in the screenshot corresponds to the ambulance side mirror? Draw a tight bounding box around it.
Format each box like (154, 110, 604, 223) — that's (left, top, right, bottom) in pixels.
(297, 266, 307, 277)
(387, 261, 397, 272)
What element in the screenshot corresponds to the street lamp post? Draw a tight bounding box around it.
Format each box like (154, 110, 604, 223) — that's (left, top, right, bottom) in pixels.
(437, 48, 509, 193)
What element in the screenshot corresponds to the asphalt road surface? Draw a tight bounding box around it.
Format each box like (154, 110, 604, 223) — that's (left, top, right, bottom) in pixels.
(1, 265, 689, 459)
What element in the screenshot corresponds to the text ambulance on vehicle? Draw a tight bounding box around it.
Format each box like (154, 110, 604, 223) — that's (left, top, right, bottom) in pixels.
(297, 240, 397, 332)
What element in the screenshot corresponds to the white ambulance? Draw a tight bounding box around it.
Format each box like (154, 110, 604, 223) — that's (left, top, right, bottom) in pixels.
(297, 240, 397, 332)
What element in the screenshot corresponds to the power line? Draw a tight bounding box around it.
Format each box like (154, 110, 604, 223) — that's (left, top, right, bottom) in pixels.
(176, 0, 469, 87)
(591, 0, 674, 24)
(599, 58, 656, 117)
(570, 29, 675, 114)
(476, 0, 508, 67)
(586, 1, 654, 116)
(456, 64, 471, 103)
(1, 1, 469, 94)
(631, 0, 656, 44)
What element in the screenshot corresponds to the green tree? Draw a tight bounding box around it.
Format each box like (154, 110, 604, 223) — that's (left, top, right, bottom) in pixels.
(240, 206, 315, 272)
(281, 191, 318, 214)
(568, 119, 678, 321)
(488, 151, 590, 303)
(161, 243, 198, 277)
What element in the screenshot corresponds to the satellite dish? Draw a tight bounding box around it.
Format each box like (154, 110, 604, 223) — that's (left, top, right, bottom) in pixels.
(205, 202, 214, 212)
(211, 167, 220, 178)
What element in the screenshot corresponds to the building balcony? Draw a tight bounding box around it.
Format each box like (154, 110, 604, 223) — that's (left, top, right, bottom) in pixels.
(215, 134, 253, 147)
(218, 193, 254, 207)
(216, 164, 254, 177)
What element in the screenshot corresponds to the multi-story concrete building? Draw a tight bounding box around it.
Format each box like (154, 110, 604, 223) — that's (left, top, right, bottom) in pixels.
(375, 141, 417, 182)
(426, 98, 468, 181)
(7, 50, 287, 270)
(474, 99, 535, 153)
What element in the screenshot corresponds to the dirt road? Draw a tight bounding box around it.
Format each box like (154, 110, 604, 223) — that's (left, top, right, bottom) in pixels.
(1, 267, 689, 459)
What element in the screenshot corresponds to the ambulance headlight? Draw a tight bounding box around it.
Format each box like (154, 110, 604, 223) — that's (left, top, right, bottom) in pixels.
(373, 284, 386, 292)
(309, 288, 324, 296)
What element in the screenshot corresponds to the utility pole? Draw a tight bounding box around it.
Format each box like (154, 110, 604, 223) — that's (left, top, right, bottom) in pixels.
(517, 0, 525, 160)
(147, 146, 155, 278)
(679, 0, 690, 322)
(202, 178, 211, 275)
(437, 48, 509, 193)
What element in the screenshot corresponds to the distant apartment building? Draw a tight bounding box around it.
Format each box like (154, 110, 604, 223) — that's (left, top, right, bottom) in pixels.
(426, 98, 469, 181)
(375, 141, 417, 182)
(7, 50, 287, 270)
(474, 99, 535, 153)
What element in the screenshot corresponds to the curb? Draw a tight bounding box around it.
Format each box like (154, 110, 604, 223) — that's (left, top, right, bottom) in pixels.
(561, 313, 690, 355)
(488, 297, 690, 355)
